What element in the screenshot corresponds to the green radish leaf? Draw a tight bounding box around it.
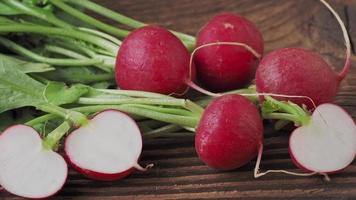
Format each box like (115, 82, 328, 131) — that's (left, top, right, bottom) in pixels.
(44, 82, 89, 105)
(0, 54, 54, 73)
(90, 81, 112, 89)
(0, 58, 46, 113)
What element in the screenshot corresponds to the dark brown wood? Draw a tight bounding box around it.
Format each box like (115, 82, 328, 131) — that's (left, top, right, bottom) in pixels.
(1, 0, 356, 199)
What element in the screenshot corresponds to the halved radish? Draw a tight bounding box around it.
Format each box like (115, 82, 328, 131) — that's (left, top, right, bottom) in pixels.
(289, 104, 356, 173)
(0, 125, 67, 199)
(64, 110, 147, 181)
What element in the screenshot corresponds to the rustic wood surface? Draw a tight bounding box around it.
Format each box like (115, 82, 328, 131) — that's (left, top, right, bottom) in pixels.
(1, 0, 356, 199)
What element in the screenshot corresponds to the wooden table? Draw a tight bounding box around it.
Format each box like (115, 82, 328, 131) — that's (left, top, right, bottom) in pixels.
(2, 0, 356, 199)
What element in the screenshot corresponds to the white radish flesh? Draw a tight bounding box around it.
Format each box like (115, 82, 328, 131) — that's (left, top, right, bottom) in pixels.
(65, 110, 145, 181)
(0, 125, 67, 199)
(290, 104, 356, 173)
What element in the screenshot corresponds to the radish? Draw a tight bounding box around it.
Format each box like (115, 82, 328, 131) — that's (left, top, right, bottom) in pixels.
(115, 25, 195, 95)
(0, 124, 68, 199)
(255, 0, 351, 109)
(255, 96, 356, 179)
(195, 94, 263, 170)
(65, 110, 150, 181)
(289, 104, 356, 173)
(194, 13, 264, 92)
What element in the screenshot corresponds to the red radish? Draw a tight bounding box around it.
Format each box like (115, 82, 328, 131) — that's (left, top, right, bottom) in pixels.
(115, 25, 195, 95)
(65, 110, 149, 181)
(195, 94, 263, 170)
(0, 125, 67, 199)
(289, 104, 356, 173)
(255, 0, 351, 109)
(194, 13, 264, 92)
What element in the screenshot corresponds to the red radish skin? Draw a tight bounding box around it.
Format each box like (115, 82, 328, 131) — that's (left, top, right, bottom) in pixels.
(195, 94, 263, 170)
(288, 104, 356, 174)
(64, 155, 135, 181)
(194, 13, 264, 92)
(256, 48, 340, 108)
(115, 25, 194, 95)
(0, 125, 67, 199)
(65, 110, 148, 181)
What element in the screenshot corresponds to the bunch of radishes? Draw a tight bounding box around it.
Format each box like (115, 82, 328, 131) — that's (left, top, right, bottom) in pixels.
(0, 0, 355, 199)
(116, 0, 355, 175)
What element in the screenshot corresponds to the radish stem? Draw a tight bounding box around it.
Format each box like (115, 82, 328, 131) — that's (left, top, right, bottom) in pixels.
(64, 0, 196, 50)
(36, 104, 88, 126)
(0, 37, 104, 66)
(49, 0, 130, 38)
(262, 96, 311, 126)
(42, 121, 71, 150)
(3, 0, 72, 28)
(0, 24, 119, 54)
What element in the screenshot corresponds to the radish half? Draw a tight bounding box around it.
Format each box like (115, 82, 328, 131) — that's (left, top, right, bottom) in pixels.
(64, 110, 147, 181)
(0, 125, 67, 199)
(289, 104, 356, 173)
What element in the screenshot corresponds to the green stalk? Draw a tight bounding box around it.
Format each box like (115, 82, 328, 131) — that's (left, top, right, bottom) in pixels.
(78, 97, 188, 107)
(78, 27, 122, 45)
(0, 24, 119, 55)
(262, 113, 301, 124)
(49, 0, 130, 38)
(262, 96, 311, 126)
(0, 37, 103, 66)
(52, 38, 97, 57)
(36, 104, 88, 126)
(94, 88, 175, 99)
(42, 121, 70, 150)
(26, 113, 56, 126)
(63, 0, 196, 50)
(195, 86, 258, 107)
(44, 45, 90, 60)
(65, 0, 145, 28)
(29, 104, 199, 128)
(3, 0, 72, 28)
(143, 124, 183, 138)
(44, 45, 112, 72)
(125, 104, 196, 117)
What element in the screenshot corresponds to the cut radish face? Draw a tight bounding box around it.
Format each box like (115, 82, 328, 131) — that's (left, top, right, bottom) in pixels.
(0, 125, 67, 199)
(65, 110, 146, 181)
(290, 104, 356, 173)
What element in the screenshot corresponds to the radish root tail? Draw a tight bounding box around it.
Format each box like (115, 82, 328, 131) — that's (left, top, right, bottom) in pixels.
(319, 0, 351, 81)
(254, 144, 331, 181)
(185, 79, 222, 97)
(134, 163, 154, 171)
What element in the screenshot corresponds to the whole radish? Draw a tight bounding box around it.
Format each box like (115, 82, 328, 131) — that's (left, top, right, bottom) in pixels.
(194, 13, 264, 92)
(115, 25, 194, 95)
(65, 110, 150, 181)
(0, 125, 67, 199)
(256, 0, 351, 109)
(195, 94, 263, 170)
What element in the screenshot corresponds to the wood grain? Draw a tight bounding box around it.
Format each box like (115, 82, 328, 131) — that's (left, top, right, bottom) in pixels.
(1, 0, 356, 199)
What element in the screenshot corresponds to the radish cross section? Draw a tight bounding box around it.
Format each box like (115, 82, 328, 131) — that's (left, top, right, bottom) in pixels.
(290, 104, 356, 173)
(0, 125, 67, 199)
(65, 110, 145, 181)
